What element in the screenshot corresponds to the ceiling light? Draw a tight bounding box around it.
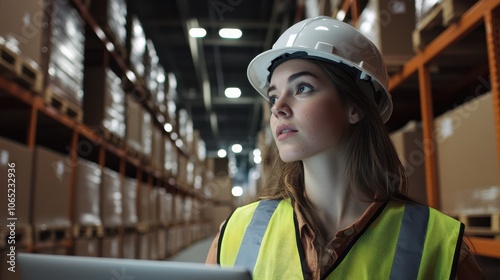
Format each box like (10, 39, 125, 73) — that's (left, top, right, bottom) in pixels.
(231, 144, 243, 153)
(219, 28, 242, 39)
(164, 123, 173, 132)
(189, 27, 207, 38)
(232, 186, 243, 197)
(168, 73, 177, 89)
(218, 149, 227, 158)
(225, 87, 241, 98)
(253, 155, 262, 164)
(175, 139, 184, 148)
(157, 72, 166, 83)
(253, 149, 261, 157)
(336, 10, 346, 21)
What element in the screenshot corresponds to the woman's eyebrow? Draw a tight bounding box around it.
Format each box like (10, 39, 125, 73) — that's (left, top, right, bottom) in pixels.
(267, 85, 276, 97)
(267, 71, 318, 96)
(288, 71, 318, 83)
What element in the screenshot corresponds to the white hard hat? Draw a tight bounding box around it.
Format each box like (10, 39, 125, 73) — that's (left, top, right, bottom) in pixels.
(247, 16, 393, 123)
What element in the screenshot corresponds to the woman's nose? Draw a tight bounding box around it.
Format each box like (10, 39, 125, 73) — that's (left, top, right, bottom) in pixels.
(271, 96, 291, 118)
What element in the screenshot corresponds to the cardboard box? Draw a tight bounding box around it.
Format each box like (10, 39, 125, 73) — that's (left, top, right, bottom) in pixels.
(74, 159, 102, 226)
(157, 228, 167, 260)
(125, 15, 146, 78)
(126, 95, 142, 153)
(148, 187, 159, 226)
(435, 92, 500, 214)
(0, 137, 33, 227)
(122, 232, 137, 259)
(357, 0, 416, 67)
(151, 125, 164, 170)
(148, 230, 158, 260)
(74, 238, 99, 257)
(390, 121, 428, 203)
(102, 235, 120, 258)
(83, 67, 126, 141)
(32, 146, 71, 229)
(137, 233, 149, 259)
(158, 189, 173, 227)
(88, 0, 127, 47)
(0, 0, 46, 67)
(122, 176, 138, 228)
(164, 138, 178, 177)
(101, 168, 122, 228)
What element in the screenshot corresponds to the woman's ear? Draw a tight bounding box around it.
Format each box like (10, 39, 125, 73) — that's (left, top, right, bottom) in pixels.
(348, 106, 362, 124)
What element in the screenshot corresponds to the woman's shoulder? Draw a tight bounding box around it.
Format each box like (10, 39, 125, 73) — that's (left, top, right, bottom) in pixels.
(233, 199, 286, 214)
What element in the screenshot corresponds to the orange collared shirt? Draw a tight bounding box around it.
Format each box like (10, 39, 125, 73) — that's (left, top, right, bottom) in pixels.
(205, 200, 484, 280)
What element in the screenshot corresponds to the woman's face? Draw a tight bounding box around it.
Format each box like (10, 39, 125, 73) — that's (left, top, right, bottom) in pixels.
(267, 59, 357, 162)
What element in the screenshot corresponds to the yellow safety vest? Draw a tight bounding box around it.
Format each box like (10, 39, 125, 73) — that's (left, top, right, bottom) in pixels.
(218, 199, 463, 279)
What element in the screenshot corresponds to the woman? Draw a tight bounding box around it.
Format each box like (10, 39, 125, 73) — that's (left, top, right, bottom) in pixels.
(206, 16, 483, 279)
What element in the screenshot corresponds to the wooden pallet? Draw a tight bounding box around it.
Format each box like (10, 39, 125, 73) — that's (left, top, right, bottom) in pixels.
(454, 213, 500, 239)
(126, 146, 141, 159)
(0, 225, 33, 249)
(125, 146, 150, 165)
(72, 224, 104, 238)
(136, 222, 149, 234)
(412, 0, 476, 51)
(43, 88, 83, 122)
(104, 227, 121, 236)
(102, 129, 125, 149)
(0, 42, 43, 93)
(34, 227, 72, 244)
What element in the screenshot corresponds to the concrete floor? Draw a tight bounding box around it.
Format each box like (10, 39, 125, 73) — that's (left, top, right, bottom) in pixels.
(167, 235, 215, 263)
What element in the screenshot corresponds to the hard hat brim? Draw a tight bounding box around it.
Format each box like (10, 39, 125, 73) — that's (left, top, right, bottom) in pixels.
(247, 47, 393, 123)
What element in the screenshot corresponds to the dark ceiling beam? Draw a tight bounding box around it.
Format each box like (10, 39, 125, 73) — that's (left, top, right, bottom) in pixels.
(203, 39, 264, 47)
(176, 0, 219, 138)
(263, 0, 284, 50)
(142, 19, 279, 29)
(184, 96, 262, 106)
(151, 37, 264, 48)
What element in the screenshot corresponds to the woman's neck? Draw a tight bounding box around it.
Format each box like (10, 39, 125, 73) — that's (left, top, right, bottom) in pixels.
(302, 151, 369, 238)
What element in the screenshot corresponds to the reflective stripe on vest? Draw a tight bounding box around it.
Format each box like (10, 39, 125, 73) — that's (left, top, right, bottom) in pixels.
(219, 199, 463, 279)
(234, 199, 280, 272)
(219, 199, 307, 279)
(390, 203, 429, 280)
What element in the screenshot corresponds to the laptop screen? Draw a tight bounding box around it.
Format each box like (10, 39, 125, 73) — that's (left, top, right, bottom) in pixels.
(18, 253, 252, 280)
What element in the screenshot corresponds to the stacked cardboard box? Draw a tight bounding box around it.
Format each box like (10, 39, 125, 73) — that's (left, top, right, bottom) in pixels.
(74, 159, 102, 227)
(390, 121, 428, 204)
(357, 0, 416, 67)
(435, 92, 500, 215)
(101, 168, 123, 228)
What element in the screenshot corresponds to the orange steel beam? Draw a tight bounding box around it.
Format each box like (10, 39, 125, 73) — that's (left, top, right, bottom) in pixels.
(485, 7, 500, 183)
(341, 0, 351, 17)
(468, 237, 500, 258)
(389, 0, 500, 91)
(351, 0, 360, 25)
(0, 76, 34, 105)
(68, 130, 79, 232)
(28, 98, 39, 150)
(418, 62, 439, 209)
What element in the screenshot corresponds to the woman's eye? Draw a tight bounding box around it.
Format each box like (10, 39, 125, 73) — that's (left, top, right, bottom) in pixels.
(297, 83, 313, 94)
(268, 96, 278, 108)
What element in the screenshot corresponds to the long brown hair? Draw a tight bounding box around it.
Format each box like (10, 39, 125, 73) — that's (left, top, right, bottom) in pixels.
(258, 59, 408, 261)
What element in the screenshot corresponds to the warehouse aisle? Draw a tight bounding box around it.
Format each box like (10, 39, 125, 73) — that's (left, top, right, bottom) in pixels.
(167, 235, 215, 263)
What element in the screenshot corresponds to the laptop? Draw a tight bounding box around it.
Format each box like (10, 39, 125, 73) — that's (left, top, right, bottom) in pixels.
(18, 253, 252, 280)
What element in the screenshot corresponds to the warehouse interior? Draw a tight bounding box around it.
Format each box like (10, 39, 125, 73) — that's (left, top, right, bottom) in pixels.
(0, 0, 500, 279)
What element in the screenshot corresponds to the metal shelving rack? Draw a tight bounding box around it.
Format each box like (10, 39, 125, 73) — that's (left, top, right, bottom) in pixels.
(0, 0, 211, 257)
(336, 0, 500, 258)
